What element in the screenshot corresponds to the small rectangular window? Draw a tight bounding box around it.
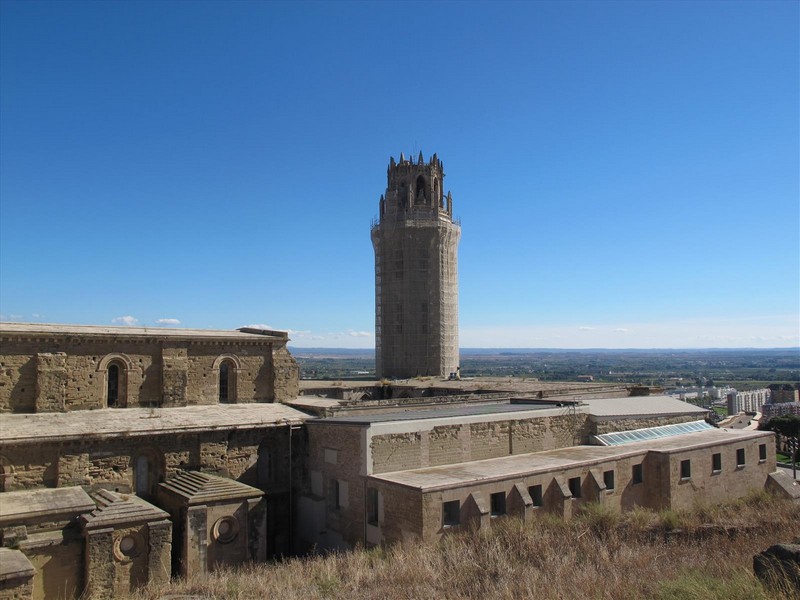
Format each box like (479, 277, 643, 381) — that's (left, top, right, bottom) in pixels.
(329, 479, 340, 510)
(490, 492, 506, 516)
(529, 484, 543, 507)
(568, 476, 582, 498)
(736, 448, 745, 467)
(603, 470, 615, 491)
(442, 500, 460, 527)
(759, 444, 767, 462)
(712, 453, 722, 473)
(632, 463, 644, 485)
(680, 459, 691, 480)
(367, 488, 379, 526)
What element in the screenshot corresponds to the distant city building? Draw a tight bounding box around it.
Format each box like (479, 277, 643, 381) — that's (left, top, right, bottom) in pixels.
(761, 401, 800, 420)
(767, 383, 800, 405)
(727, 388, 771, 414)
(371, 152, 461, 379)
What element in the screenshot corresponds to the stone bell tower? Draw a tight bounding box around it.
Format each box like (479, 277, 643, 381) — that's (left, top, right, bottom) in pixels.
(371, 152, 461, 379)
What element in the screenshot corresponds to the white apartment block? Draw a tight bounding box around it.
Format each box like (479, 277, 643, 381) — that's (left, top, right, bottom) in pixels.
(726, 388, 771, 414)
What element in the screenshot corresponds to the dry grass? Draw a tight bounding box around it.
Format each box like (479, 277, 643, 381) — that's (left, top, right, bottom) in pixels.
(136, 492, 800, 600)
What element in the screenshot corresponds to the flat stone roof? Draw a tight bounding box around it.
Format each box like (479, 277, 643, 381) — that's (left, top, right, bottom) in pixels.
(286, 396, 343, 410)
(0, 404, 311, 444)
(311, 401, 556, 425)
(583, 395, 709, 419)
(0, 548, 34, 582)
(0, 322, 288, 341)
(0, 487, 95, 525)
(369, 428, 770, 492)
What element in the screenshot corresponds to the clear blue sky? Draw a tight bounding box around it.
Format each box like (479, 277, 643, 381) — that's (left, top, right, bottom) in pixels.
(1, 1, 798, 349)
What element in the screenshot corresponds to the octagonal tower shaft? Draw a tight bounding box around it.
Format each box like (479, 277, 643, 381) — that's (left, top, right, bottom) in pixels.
(371, 152, 461, 379)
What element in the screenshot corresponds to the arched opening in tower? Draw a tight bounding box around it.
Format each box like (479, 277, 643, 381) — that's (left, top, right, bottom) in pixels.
(415, 175, 427, 204)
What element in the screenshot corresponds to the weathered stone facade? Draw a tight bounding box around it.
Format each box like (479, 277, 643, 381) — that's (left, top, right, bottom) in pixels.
(157, 471, 265, 578)
(81, 490, 172, 600)
(299, 402, 783, 550)
(372, 153, 461, 378)
(0, 323, 299, 413)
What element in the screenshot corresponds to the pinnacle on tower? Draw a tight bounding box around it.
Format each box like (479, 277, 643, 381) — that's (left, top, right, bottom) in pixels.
(418, 151, 424, 164)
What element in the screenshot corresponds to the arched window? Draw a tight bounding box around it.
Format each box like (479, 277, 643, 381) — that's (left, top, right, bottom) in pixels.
(415, 175, 427, 204)
(98, 354, 133, 409)
(219, 359, 237, 403)
(107, 362, 123, 407)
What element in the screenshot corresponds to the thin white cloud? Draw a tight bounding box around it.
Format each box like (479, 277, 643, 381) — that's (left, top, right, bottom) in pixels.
(243, 323, 273, 330)
(155, 318, 181, 326)
(614, 328, 630, 333)
(0, 314, 23, 322)
(348, 330, 372, 337)
(578, 326, 595, 331)
(112, 315, 138, 326)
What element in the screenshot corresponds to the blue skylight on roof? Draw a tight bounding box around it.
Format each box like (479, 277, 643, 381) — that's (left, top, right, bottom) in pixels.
(593, 420, 714, 446)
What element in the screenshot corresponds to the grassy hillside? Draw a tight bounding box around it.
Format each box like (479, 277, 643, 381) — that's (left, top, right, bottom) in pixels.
(137, 491, 799, 600)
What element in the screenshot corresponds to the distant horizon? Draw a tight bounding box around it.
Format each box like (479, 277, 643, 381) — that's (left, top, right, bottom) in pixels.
(289, 346, 800, 352)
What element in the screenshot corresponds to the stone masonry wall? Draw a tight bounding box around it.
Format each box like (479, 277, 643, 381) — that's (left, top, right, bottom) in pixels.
(306, 423, 366, 547)
(367, 434, 776, 545)
(0, 427, 288, 494)
(370, 413, 590, 475)
(591, 415, 700, 436)
(0, 334, 299, 413)
(272, 346, 299, 402)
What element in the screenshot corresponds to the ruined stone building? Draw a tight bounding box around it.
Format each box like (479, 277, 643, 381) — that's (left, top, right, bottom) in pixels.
(371, 152, 461, 379)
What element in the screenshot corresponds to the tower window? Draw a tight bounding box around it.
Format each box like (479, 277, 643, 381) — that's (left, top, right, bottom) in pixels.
(680, 459, 691, 480)
(415, 175, 427, 204)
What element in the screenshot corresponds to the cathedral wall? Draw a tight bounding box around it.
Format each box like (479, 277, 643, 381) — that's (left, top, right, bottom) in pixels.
(0, 427, 294, 495)
(0, 331, 299, 413)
